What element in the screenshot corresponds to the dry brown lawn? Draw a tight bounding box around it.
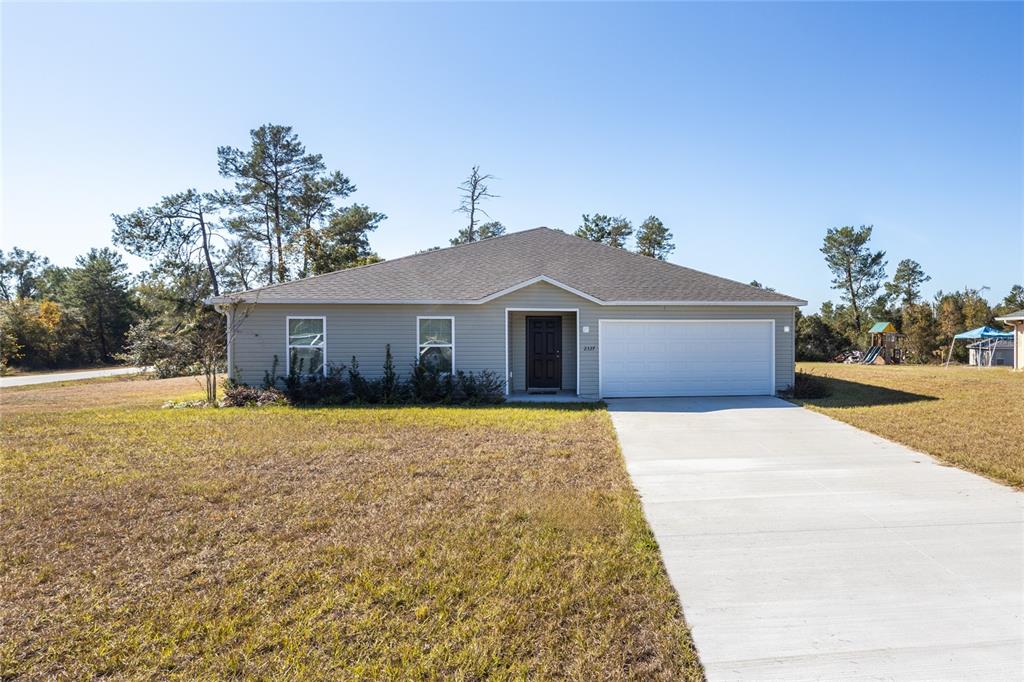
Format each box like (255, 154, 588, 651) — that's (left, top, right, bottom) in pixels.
(0, 377, 701, 680)
(795, 363, 1024, 488)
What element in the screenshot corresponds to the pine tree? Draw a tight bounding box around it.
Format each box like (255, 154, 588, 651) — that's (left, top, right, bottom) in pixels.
(635, 216, 674, 259)
(820, 225, 887, 333)
(574, 214, 633, 248)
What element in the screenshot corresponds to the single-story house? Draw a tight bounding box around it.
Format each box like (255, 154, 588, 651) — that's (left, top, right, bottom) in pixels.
(208, 227, 806, 399)
(994, 309, 1024, 370)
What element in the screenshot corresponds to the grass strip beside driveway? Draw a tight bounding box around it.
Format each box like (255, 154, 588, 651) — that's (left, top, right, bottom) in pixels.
(794, 363, 1024, 488)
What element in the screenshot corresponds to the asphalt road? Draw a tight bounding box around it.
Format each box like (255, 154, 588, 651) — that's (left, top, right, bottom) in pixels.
(0, 366, 147, 388)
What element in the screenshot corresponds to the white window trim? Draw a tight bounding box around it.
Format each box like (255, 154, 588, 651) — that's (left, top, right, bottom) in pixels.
(416, 316, 455, 373)
(285, 315, 327, 377)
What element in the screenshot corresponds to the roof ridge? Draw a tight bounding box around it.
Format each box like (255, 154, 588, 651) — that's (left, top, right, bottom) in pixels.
(549, 228, 804, 302)
(221, 226, 555, 298)
(210, 224, 806, 306)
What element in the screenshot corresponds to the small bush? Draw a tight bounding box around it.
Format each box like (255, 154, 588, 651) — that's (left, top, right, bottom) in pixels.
(788, 371, 831, 399)
(379, 344, 403, 404)
(221, 383, 288, 407)
(454, 370, 506, 405)
(347, 356, 382, 403)
(409, 360, 446, 403)
(282, 364, 350, 406)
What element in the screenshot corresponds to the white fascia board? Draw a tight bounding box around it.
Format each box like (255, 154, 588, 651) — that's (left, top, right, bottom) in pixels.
(211, 296, 807, 307)
(209, 274, 807, 308)
(600, 299, 807, 307)
(476, 276, 605, 304)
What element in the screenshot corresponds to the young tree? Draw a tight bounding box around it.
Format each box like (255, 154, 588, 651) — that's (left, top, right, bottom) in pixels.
(112, 189, 223, 296)
(218, 124, 327, 283)
(451, 220, 505, 245)
(635, 215, 674, 259)
(884, 259, 931, 307)
(820, 225, 887, 333)
(63, 248, 135, 362)
(575, 214, 633, 248)
(307, 204, 386, 275)
(0, 247, 50, 301)
(452, 166, 497, 244)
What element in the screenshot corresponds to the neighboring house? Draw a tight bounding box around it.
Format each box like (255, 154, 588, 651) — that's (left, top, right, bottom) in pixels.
(967, 339, 1014, 367)
(208, 227, 806, 399)
(994, 310, 1024, 370)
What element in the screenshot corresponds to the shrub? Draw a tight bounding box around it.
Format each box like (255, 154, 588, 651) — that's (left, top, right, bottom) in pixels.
(454, 370, 505, 405)
(119, 318, 197, 378)
(347, 356, 382, 403)
(221, 382, 288, 407)
(282, 363, 350, 406)
(788, 371, 831, 399)
(235, 346, 506, 408)
(409, 359, 446, 403)
(379, 344, 403, 404)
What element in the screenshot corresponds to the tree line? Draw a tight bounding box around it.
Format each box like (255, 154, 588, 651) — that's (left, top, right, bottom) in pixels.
(1, 124, 387, 374)
(0, 124, 676, 374)
(799, 224, 1023, 363)
(2, 126, 1017, 373)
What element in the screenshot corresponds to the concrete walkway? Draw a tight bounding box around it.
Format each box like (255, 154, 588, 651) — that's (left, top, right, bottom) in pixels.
(608, 396, 1023, 681)
(0, 366, 146, 388)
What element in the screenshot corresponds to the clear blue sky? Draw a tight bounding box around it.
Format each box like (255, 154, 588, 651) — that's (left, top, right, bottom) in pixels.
(2, 2, 1021, 311)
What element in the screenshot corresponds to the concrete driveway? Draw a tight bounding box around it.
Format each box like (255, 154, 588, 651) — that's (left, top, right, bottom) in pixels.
(608, 396, 1023, 681)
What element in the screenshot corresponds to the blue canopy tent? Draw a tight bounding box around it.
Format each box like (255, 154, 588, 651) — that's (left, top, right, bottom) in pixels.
(945, 326, 1015, 367)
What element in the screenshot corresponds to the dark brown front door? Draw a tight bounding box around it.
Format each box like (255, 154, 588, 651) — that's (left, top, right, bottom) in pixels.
(527, 316, 562, 389)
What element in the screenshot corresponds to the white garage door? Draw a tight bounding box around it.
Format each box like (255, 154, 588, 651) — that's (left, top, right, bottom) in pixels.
(600, 320, 774, 397)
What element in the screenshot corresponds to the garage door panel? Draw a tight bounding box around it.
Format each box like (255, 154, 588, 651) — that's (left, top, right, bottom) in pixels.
(600, 320, 773, 397)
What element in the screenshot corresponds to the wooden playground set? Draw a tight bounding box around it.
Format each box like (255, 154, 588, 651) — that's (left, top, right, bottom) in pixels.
(860, 321, 905, 364)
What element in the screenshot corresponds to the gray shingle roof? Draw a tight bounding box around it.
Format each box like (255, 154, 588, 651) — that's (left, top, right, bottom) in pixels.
(211, 227, 805, 306)
(996, 309, 1024, 321)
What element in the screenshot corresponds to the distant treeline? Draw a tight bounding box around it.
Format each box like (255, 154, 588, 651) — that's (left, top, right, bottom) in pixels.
(797, 225, 1022, 363)
(1, 125, 1018, 373)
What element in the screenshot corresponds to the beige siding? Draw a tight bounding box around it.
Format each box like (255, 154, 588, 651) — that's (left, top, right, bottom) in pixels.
(229, 281, 797, 396)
